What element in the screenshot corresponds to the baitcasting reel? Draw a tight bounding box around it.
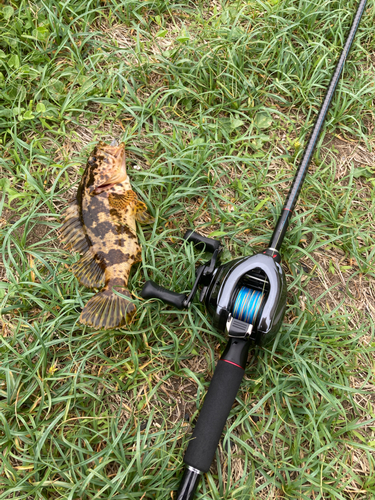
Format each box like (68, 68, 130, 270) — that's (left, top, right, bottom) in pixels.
(141, 230, 287, 346)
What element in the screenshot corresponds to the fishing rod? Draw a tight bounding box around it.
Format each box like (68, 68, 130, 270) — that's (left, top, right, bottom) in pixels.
(141, 0, 368, 497)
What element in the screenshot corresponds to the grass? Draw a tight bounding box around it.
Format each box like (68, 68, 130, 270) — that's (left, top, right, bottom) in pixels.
(0, 0, 375, 498)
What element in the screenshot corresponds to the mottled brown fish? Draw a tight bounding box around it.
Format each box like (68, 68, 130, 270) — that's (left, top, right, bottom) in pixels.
(60, 140, 153, 329)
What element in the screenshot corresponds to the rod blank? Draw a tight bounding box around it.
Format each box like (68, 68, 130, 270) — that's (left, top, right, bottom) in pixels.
(269, 0, 368, 251)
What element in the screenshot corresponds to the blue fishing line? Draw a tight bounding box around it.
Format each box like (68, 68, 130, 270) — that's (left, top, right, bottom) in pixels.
(233, 287, 264, 324)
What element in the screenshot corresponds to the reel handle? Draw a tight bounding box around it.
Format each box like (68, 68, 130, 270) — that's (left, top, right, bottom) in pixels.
(141, 231, 222, 311)
(141, 280, 187, 309)
(183, 230, 221, 253)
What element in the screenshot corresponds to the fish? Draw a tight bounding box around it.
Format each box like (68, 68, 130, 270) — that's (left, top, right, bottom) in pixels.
(60, 140, 153, 330)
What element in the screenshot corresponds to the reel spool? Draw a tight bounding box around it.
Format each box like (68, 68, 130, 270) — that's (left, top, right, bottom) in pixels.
(232, 287, 265, 325)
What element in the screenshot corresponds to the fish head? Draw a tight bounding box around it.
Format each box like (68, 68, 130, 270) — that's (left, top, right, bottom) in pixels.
(86, 141, 127, 195)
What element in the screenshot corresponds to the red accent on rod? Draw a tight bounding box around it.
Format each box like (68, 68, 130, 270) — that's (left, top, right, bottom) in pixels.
(223, 359, 244, 370)
(283, 208, 292, 212)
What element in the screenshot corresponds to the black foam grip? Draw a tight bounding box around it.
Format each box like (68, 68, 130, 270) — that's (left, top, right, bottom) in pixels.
(183, 360, 244, 473)
(141, 280, 187, 309)
(183, 230, 221, 253)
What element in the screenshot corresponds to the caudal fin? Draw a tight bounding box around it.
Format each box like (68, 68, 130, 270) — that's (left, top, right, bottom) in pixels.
(79, 286, 136, 330)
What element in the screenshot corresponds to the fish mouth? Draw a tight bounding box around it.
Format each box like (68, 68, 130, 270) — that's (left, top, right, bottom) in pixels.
(94, 182, 116, 194)
(96, 141, 125, 160)
(93, 142, 127, 194)
(107, 142, 125, 158)
(106, 143, 126, 173)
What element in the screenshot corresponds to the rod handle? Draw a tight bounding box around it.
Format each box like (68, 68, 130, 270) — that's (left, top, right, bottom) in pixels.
(183, 359, 245, 473)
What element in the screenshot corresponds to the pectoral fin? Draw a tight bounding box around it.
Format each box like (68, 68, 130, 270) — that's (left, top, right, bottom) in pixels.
(109, 191, 154, 225)
(108, 191, 138, 210)
(134, 201, 154, 224)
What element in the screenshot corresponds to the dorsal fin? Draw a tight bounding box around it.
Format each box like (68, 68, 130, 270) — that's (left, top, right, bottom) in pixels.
(60, 201, 91, 254)
(61, 201, 105, 289)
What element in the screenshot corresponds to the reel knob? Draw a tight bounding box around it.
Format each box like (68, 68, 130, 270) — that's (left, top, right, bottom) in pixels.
(183, 230, 221, 253)
(141, 280, 188, 309)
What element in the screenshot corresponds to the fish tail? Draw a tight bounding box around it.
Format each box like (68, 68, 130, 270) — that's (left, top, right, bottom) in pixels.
(79, 284, 136, 330)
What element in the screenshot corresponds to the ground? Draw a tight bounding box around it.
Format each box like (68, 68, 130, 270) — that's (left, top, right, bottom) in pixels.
(0, 1, 374, 499)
